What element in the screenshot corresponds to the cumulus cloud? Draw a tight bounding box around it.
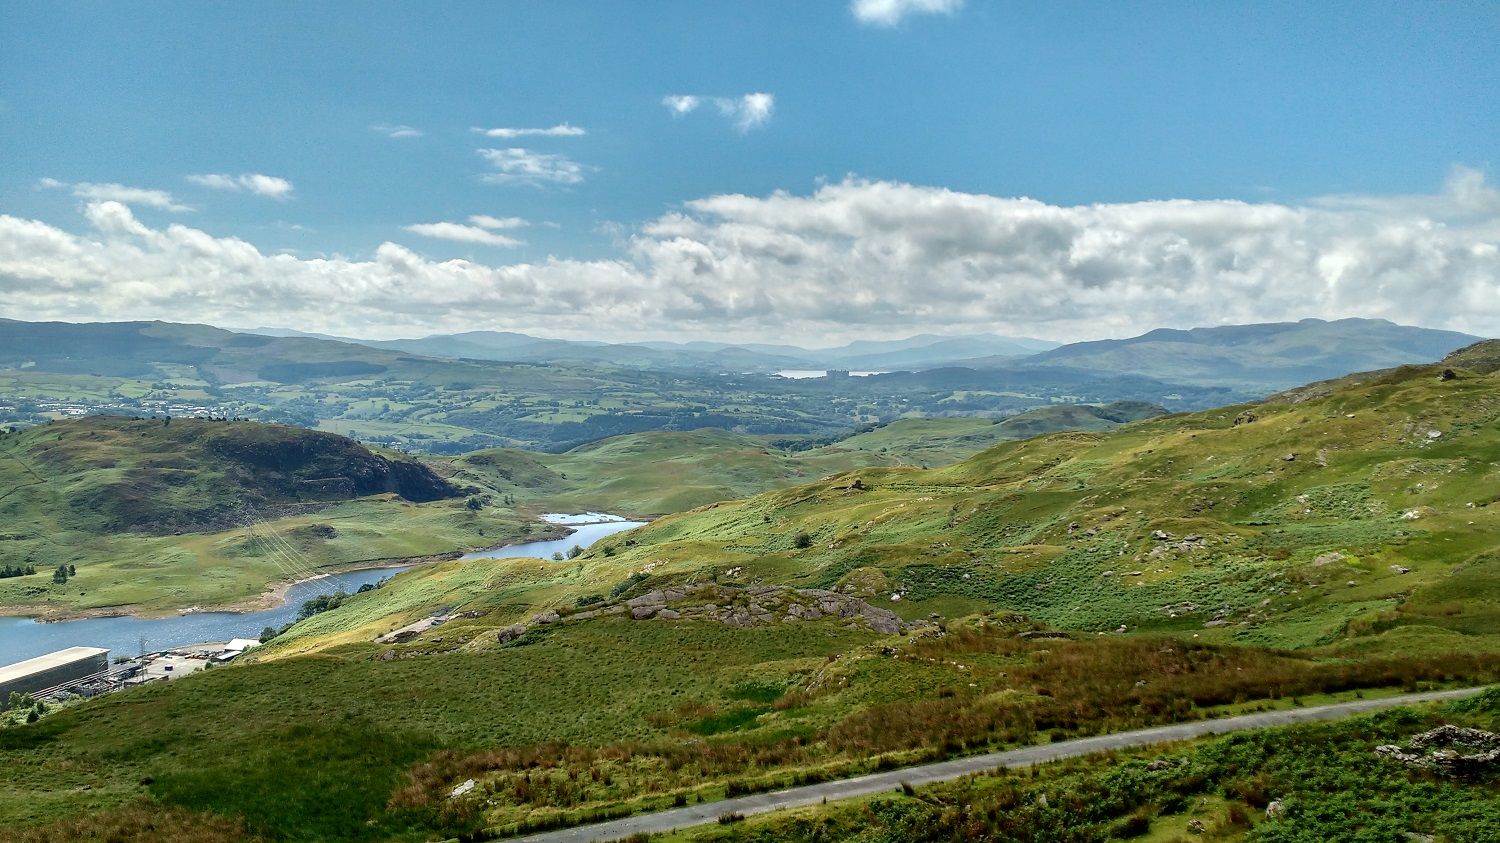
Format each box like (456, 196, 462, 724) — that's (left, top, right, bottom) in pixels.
(852, 0, 964, 27)
(662, 93, 775, 131)
(477, 148, 585, 186)
(371, 123, 423, 138)
(187, 173, 294, 199)
(473, 123, 585, 139)
(403, 221, 524, 248)
(3, 170, 1499, 342)
(38, 178, 191, 212)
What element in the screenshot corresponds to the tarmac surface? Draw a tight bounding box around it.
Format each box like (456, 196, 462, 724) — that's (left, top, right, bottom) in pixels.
(502, 686, 1484, 842)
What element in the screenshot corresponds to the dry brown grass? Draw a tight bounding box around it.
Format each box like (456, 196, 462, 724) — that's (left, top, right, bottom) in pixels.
(13, 802, 256, 843)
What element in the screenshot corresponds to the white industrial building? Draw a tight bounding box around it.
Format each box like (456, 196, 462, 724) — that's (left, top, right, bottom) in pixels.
(0, 647, 110, 703)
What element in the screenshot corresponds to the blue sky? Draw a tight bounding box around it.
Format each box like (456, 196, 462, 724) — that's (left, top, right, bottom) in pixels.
(1, 1, 1498, 342)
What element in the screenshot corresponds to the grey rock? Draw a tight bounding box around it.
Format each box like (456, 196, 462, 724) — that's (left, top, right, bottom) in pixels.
(626, 590, 667, 609)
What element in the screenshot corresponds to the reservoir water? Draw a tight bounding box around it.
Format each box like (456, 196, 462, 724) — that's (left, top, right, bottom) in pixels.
(774, 370, 890, 379)
(0, 514, 644, 665)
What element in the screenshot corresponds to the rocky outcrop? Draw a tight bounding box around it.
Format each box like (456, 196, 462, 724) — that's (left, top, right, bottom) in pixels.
(1375, 725, 1500, 778)
(495, 583, 912, 645)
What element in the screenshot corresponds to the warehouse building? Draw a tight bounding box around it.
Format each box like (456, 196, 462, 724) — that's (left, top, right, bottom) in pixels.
(0, 647, 110, 704)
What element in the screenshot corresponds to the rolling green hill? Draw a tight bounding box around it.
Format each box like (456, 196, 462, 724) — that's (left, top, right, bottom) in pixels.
(571, 341, 1500, 650)
(4, 348, 1499, 842)
(0, 405, 1169, 615)
(0, 417, 542, 617)
(450, 404, 1167, 517)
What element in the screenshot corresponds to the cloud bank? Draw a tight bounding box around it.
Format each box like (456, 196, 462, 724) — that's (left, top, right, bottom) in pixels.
(3, 170, 1498, 343)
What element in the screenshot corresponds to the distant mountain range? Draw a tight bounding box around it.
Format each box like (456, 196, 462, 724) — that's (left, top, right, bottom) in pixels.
(249, 317, 1484, 393)
(248, 327, 1060, 372)
(992, 317, 1482, 391)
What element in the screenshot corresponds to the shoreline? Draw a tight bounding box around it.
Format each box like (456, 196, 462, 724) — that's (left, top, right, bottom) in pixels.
(5, 522, 585, 623)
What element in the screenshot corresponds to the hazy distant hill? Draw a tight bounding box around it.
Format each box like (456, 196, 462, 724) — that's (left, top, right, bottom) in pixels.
(966, 318, 1483, 392)
(251, 326, 1058, 371)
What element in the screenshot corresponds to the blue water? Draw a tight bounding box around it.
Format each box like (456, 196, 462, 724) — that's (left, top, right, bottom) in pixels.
(0, 515, 644, 665)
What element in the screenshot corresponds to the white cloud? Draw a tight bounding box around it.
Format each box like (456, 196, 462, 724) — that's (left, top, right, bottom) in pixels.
(403, 221, 524, 248)
(717, 93, 775, 131)
(38, 178, 192, 212)
(852, 0, 964, 27)
(187, 173, 294, 199)
(663, 93, 775, 131)
(473, 123, 585, 139)
(662, 95, 701, 115)
(469, 215, 528, 230)
(371, 123, 423, 139)
(477, 148, 585, 186)
(3, 170, 1499, 343)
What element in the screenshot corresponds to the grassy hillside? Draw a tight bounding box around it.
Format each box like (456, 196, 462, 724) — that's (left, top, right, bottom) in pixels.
(569, 342, 1500, 651)
(0, 417, 539, 617)
(3, 348, 1498, 841)
(668, 691, 1500, 843)
(0, 405, 1170, 615)
(450, 405, 1167, 517)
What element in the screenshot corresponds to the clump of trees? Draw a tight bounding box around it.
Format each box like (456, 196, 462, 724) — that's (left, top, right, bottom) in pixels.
(0, 563, 37, 579)
(297, 589, 351, 620)
(51, 564, 76, 584)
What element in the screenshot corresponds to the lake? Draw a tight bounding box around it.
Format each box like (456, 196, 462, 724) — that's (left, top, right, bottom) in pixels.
(773, 370, 890, 379)
(0, 514, 644, 666)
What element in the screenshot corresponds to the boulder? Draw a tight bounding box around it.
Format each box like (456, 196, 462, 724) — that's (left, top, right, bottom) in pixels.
(630, 605, 659, 620)
(861, 605, 903, 635)
(533, 610, 560, 624)
(626, 590, 667, 609)
(656, 608, 681, 620)
(496, 625, 527, 644)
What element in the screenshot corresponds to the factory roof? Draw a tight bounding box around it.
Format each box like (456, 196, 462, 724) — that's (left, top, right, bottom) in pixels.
(0, 647, 110, 685)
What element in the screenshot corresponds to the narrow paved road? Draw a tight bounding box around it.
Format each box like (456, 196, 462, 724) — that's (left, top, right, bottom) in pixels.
(503, 687, 1483, 842)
